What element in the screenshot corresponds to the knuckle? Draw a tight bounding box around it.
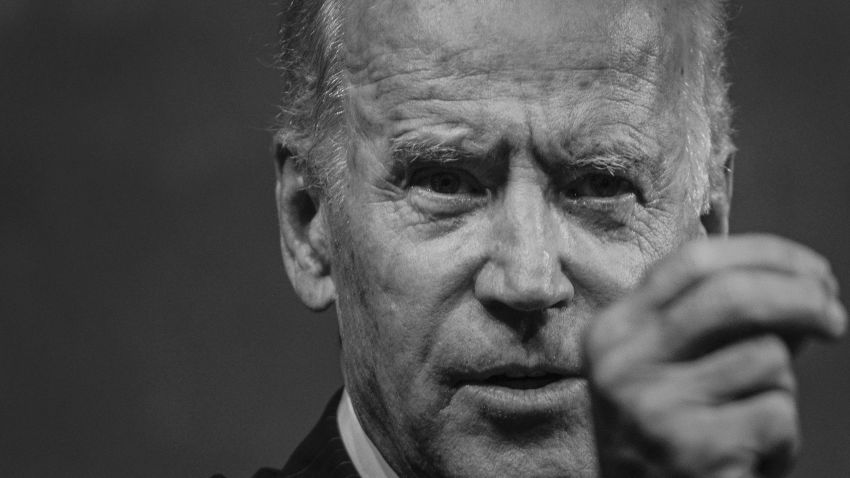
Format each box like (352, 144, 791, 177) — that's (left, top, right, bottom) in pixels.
(751, 336, 794, 387)
(757, 392, 799, 441)
(751, 335, 790, 367)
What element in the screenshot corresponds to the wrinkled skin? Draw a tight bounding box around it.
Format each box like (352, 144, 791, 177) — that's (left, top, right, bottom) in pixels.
(275, 1, 846, 477)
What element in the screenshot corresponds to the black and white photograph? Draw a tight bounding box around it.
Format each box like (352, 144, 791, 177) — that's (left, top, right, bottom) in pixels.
(4, 1, 849, 477)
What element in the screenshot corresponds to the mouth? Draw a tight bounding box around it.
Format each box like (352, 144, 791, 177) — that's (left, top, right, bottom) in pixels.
(476, 371, 564, 390)
(460, 364, 580, 387)
(452, 365, 585, 418)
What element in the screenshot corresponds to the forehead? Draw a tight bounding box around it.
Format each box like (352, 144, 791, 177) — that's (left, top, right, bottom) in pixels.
(341, 0, 694, 164)
(343, 0, 686, 84)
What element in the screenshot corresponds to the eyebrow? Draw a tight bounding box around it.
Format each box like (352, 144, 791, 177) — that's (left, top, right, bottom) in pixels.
(389, 138, 477, 166)
(562, 141, 647, 174)
(389, 135, 663, 184)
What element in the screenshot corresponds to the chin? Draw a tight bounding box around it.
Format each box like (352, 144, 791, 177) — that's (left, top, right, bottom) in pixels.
(428, 434, 598, 478)
(409, 386, 598, 478)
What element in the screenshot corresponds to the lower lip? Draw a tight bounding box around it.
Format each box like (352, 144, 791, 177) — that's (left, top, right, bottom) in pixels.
(456, 377, 585, 418)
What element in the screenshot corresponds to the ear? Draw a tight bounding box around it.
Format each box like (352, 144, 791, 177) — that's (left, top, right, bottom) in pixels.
(275, 139, 336, 311)
(700, 154, 734, 236)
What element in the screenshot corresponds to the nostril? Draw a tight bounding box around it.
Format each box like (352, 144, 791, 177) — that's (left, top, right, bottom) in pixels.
(474, 260, 573, 313)
(506, 293, 562, 312)
(480, 302, 549, 341)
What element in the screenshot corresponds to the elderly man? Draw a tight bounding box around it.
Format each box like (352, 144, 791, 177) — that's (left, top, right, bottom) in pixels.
(259, 0, 846, 477)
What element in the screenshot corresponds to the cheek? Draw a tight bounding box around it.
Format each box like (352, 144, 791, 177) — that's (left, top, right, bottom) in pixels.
(564, 206, 700, 307)
(332, 201, 487, 375)
(565, 229, 648, 308)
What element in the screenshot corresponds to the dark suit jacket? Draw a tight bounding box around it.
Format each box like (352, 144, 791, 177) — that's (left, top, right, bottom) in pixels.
(213, 388, 361, 478)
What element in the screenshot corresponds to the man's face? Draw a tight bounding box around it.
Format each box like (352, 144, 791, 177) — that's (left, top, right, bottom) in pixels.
(326, 1, 709, 476)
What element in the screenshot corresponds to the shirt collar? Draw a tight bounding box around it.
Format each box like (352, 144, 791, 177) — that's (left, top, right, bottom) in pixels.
(337, 389, 400, 478)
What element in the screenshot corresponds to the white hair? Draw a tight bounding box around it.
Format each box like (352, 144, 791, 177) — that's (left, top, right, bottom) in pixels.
(275, 0, 734, 211)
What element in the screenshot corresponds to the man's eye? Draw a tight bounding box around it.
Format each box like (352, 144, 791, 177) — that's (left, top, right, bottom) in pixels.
(562, 173, 637, 199)
(410, 168, 484, 195)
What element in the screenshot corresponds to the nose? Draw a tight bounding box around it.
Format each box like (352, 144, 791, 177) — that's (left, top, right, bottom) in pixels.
(474, 181, 573, 312)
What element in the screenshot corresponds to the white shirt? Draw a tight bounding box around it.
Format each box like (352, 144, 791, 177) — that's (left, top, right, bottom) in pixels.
(337, 389, 400, 478)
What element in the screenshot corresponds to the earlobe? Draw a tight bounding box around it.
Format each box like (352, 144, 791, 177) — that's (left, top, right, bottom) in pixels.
(700, 154, 734, 236)
(275, 142, 337, 311)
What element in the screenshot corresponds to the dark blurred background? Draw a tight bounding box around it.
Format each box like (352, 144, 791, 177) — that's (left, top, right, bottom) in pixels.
(2, 1, 848, 476)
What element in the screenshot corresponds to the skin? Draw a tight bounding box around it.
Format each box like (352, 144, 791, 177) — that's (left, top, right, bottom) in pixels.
(587, 235, 845, 477)
(275, 1, 846, 477)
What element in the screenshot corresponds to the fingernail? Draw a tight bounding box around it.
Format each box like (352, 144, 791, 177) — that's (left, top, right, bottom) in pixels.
(828, 301, 848, 337)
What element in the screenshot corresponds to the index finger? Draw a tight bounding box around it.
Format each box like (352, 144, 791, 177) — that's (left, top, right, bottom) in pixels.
(636, 234, 836, 310)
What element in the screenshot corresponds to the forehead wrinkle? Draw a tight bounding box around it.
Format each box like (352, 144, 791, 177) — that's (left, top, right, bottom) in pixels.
(342, 0, 695, 182)
(346, 31, 667, 97)
(349, 69, 668, 137)
(343, 0, 675, 93)
(340, 1, 685, 145)
(527, 95, 671, 179)
(346, 47, 438, 87)
(530, 89, 666, 150)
